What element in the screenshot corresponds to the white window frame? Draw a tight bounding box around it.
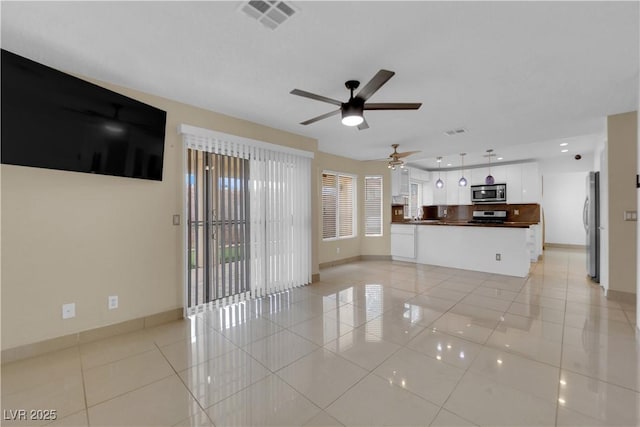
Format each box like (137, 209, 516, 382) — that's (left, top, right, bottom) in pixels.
(364, 175, 383, 237)
(322, 170, 357, 241)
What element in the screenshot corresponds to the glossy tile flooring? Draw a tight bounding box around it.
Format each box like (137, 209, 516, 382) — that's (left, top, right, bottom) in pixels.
(2, 248, 639, 426)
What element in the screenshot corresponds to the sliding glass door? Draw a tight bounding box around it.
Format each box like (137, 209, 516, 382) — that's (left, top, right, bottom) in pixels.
(181, 125, 312, 315)
(186, 149, 250, 309)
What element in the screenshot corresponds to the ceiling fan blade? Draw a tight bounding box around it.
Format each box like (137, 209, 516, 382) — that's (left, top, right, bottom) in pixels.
(396, 150, 421, 158)
(299, 109, 340, 125)
(290, 89, 342, 106)
(364, 103, 422, 110)
(355, 69, 395, 101)
(357, 118, 369, 131)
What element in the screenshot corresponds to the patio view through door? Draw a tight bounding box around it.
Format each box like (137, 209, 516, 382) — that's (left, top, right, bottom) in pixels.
(186, 148, 250, 309)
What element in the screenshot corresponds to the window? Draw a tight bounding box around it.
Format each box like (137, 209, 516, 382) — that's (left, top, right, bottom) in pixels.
(322, 172, 356, 239)
(407, 181, 422, 219)
(364, 176, 383, 236)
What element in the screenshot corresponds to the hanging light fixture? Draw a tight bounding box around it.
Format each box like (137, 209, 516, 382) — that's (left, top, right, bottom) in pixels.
(485, 149, 495, 185)
(435, 157, 444, 188)
(387, 158, 404, 170)
(458, 153, 467, 187)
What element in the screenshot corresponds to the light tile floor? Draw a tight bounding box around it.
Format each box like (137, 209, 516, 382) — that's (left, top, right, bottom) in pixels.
(2, 248, 639, 426)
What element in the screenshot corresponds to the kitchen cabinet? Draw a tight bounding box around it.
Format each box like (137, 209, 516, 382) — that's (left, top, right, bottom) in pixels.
(445, 171, 460, 205)
(410, 168, 431, 182)
(414, 223, 531, 277)
(433, 182, 446, 204)
(521, 162, 541, 203)
(470, 167, 489, 186)
(391, 168, 410, 197)
(506, 165, 523, 203)
(391, 224, 416, 259)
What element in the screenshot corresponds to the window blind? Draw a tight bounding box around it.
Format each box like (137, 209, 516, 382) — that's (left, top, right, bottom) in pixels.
(181, 125, 313, 312)
(322, 171, 355, 240)
(364, 176, 383, 236)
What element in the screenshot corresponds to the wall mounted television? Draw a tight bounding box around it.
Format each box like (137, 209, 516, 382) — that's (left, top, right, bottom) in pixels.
(1, 49, 167, 181)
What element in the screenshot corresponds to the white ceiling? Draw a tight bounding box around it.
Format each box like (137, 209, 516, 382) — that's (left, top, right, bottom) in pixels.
(2, 1, 638, 169)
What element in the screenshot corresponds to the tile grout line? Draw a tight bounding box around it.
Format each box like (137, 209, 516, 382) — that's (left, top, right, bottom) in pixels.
(153, 340, 216, 426)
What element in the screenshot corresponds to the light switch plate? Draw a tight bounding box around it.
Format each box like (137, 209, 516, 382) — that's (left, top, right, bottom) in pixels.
(624, 210, 637, 221)
(172, 214, 180, 226)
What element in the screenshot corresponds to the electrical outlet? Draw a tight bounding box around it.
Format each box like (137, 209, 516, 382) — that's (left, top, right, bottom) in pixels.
(336, 247, 340, 254)
(172, 214, 180, 226)
(496, 253, 501, 261)
(443, 208, 447, 216)
(62, 303, 76, 319)
(108, 295, 118, 310)
(514, 209, 520, 216)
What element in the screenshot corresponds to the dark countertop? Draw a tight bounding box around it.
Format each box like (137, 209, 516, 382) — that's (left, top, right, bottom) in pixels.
(391, 220, 537, 229)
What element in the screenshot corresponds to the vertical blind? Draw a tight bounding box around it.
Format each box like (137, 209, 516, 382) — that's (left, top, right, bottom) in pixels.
(322, 172, 355, 240)
(181, 125, 312, 312)
(364, 176, 383, 236)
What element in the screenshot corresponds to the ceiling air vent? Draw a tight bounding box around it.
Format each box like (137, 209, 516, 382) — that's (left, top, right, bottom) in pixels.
(241, 1, 298, 30)
(444, 128, 467, 136)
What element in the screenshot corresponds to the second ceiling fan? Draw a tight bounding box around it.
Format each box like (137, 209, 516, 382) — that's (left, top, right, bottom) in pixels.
(290, 69, 422, 130)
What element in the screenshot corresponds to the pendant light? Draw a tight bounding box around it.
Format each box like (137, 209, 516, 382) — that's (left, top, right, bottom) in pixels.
(435, 157, 444, 188)
(485, 149, 495, 185)
(458, 153, 467, 187)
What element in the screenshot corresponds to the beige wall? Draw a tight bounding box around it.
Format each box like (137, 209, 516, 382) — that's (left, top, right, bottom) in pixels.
(1, 78, 319, 350)
(607, 111, 638, 295)
(315, 152, 391, 265)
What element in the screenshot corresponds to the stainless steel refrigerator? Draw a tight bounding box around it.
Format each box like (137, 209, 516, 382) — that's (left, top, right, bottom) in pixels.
(583, 171, 600, 282)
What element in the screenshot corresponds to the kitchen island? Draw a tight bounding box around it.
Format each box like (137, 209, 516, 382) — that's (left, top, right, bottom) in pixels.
(391, 221, 540, 277)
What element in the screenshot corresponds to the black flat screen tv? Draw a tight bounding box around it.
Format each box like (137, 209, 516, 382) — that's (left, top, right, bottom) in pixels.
(1, 49, 167, 181)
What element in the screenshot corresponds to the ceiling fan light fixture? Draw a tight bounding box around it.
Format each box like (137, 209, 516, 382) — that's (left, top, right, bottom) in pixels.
(341, 103, 364, 126)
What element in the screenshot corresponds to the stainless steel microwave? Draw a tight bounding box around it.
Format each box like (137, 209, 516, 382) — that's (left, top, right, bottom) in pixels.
(471, 184, 507, 204)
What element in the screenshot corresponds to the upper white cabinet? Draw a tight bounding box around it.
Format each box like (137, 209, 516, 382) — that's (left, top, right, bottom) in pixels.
(410, 168, 431, 182)
(521, 162, 541, 203)
(391, 167, 431, 197)
(470, 167, 489, 186)
(433, 179, 447, 204)
(445, 170, 460, 205)
(506, 165, 523, 204)
(394, 162, 540, 205)
(391, 168, 410, 197)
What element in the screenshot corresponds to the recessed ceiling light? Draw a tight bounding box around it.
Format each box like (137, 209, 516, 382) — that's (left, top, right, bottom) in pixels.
(447, 163, 452, 166)
(497, 157, 503, 160)
(560, 142, 569, 146)
(561, 149, 569, 153)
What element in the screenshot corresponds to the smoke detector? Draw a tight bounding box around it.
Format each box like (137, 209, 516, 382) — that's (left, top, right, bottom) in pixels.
(240, 1, 298, 30)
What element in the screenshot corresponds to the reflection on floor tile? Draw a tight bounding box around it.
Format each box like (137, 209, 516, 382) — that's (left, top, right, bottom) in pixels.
(276, 348, 368, 408)
(2, 248, 637, 427)
(326, 374, 439, 426)
(88, 376, 202, 426)
(444, 371, 557, 426)
(206, 375, 320, 426)
(179, 348, 270, 408)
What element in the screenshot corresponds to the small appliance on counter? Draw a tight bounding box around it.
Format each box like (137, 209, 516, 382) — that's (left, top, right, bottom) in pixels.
(471, 184, 507, 204)
(468, 210, 507, 224)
